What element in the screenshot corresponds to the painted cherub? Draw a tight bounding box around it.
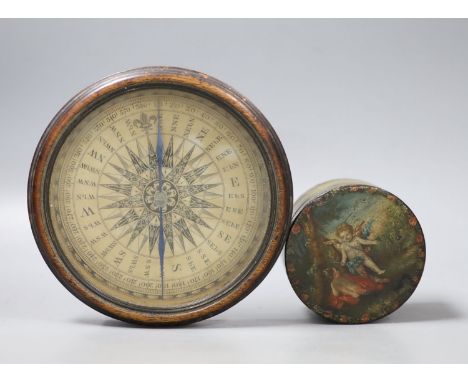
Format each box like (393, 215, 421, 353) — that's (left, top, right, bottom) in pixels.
(325, 222, 386, 276)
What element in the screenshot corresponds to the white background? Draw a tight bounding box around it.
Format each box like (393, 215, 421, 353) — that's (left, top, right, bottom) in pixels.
(0, 19, 467, 363)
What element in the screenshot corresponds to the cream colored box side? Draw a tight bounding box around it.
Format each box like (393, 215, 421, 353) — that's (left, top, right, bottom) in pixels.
(292, 179, 374, 220)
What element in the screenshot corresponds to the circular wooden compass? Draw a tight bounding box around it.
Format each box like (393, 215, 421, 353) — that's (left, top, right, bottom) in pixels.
(28, 67, 292, 325)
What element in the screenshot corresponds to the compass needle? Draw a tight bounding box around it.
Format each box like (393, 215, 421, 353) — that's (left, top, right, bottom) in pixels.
(156, 101, 166, 297)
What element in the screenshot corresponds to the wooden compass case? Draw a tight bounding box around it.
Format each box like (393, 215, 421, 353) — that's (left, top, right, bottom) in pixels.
(28, 67, 293, 325)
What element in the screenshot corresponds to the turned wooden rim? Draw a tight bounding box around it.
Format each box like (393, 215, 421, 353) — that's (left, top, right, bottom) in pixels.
(28, 66, 293, 325)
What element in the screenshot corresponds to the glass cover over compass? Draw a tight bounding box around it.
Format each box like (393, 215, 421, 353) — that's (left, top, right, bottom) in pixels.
(29, 67, 292, 324)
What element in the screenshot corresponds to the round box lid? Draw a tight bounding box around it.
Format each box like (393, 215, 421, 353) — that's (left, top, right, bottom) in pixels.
(285, 179, 425, 324)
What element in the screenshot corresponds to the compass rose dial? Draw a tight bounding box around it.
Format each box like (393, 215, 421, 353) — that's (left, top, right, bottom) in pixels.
(100, 132, 222, 254)
(47, 87, 272, 310)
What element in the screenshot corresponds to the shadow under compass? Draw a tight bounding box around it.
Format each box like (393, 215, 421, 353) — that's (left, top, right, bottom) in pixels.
(74, 316, 310, 329)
